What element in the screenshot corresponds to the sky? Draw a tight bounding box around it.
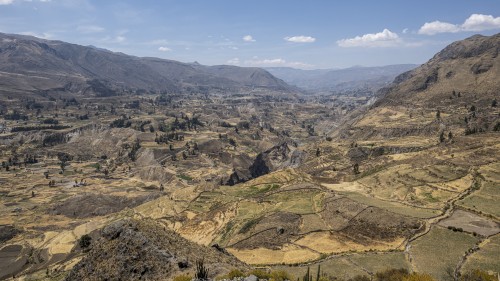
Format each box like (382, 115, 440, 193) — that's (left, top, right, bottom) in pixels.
(0, 0, 500, 69)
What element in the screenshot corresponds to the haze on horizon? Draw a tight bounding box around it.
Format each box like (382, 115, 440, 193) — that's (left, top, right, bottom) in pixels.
(0, 0, 499, 69)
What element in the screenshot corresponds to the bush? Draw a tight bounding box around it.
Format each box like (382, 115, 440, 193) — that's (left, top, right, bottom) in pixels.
(403, 273, 436, 281)
(195, 259, 209, 280)
(375, 268, 409, 281)
(348, 276, 370, 281)
(79, 234, 92, 249)
(459, 269, 497, 281)
(174, 275, 192, 281)
(270, 270, 292, 281)
(227, 269, 245, 279)
(248, 269, 271, 280)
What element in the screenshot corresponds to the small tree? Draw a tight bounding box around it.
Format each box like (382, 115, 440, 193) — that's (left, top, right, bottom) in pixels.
(79, 234, 92, 249)
(439, 132, 446, 143)
(353, 163, 360, 175)
(195, 259, 209, 281)
(303, 267, 311, 281)
(492, 99, 497, 107)
(316, 148, 321, 157)
(436, 110, 441, 120)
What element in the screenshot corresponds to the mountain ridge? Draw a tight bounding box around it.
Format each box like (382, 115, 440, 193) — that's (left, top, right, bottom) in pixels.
(0, 32, 294, 96)
(266, 64, 418, 92)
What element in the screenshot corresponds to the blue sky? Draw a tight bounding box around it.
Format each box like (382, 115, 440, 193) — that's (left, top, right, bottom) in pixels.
(1, 0, 499, 69)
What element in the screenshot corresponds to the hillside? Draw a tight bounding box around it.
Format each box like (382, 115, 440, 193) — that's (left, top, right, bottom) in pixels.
(335, 33, 500, 140)
(0, 33, 293, 96)
(375, 34, 500, 108)
(0, 33, 498, 281)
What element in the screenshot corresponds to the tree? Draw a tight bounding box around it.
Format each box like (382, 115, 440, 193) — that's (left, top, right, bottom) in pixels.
(436, 110, 441, 120)
(353, 163, 360, 175)
(316, 148, 321, 157)
(195, 259, 209, 281)
(303, 267, 311, 281)
(492, 99, 497, 107)
(79, 234, 92, 249)
(448, 131, 453, 140)
(439, 132, 446, 143)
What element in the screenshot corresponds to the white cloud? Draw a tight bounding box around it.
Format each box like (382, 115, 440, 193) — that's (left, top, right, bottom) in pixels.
(226, 58, 240, 65)
(149, 39, 169, 45)
(462, 14, 500, 31)
(246, 58, 286, 65)
(77, 25, 105, 34)
(20, 31, 53, 39)
(418, 14, 500, 35)
(99, 35, 126, 44)
(418, 21, 460, 35)
(244, 58, 312, 68)
(337, 29, 400, 47)
(284, 35, 316, 43)
(0, 0, 51, 4)
(158, 46, 171, 52)
(115, 35, 125, 43)
(243, 35, 255, 42)
(402, 28, 409, 34)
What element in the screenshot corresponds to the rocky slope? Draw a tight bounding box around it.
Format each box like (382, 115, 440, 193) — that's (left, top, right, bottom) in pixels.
(66, 218, 245, 281)
(334, 33, 500, 141)
(375, 34, 500, 108)
(0, 32, 293, 96)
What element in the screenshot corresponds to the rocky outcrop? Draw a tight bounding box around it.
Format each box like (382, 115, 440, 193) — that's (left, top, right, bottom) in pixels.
(66, 218, 244, 281)
(250, 141, 306, 178)
(224, 142, 306, 186)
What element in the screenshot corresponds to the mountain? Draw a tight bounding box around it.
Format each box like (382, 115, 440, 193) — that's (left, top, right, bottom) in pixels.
(0, 33, 293, 96)
(375, 33, 500, 108)
(335, 33, 500, 140)
(266, 64, 418, 92)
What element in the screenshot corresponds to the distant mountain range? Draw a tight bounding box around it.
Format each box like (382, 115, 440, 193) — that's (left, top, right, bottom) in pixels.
(266, 64, 418, 92)
(0, 33, 293, 96)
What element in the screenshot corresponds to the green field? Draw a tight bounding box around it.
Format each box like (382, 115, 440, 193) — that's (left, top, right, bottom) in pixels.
(461, 234, 500, 275)
(457, 182, 500, 218)
(410, 226, 480, 280)
(273, 252, 410, 280)
(341, 191, 441, 219)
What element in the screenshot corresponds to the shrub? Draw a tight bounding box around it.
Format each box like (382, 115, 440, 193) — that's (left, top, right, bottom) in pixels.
(174, 274, 192, 281)
(271, 270, 292, 281)
(248, 269, 271, 280)
(403, 273, 436, 281)
(459, 269, 497, 281)
(79, 234, 92, 249)
(227, 269, 245, 279)
(195, 259, 209, 280)
(348, 276, 370, 281)
(375, 268, 409, 281)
